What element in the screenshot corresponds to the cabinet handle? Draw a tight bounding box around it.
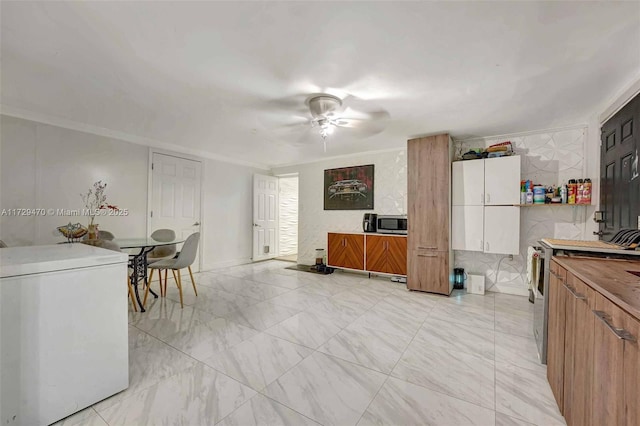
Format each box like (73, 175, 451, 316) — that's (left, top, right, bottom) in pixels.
(563, 283, 586, 301)
(480, 193, 484, 204)
(551, 270, 565, 283)
(480, 239, 483, 250)
(344, 238, 347, 247)
(593, 310, 636, 342)
(418, 253, 437, 257)
(486, 193, 490, 204)
(418, 246, 437, 250)
(485, 241, 489, 251)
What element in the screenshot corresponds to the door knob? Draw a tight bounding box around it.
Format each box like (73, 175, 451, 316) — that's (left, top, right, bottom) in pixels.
(193, 222, 201, 226)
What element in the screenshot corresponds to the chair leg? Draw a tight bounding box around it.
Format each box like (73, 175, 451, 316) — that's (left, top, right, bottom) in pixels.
(143, 272, 152, 308)
(164, 269, 168, 296)
(128, 277, 137, 312)
(175, 269, 184, 308)
(148, 268, 155, 292)
(188, 266, 198, 296)
(158, 268, 164, 297)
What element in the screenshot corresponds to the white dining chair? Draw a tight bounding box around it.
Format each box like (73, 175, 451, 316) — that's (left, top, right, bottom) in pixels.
(143, 232, 199, 309)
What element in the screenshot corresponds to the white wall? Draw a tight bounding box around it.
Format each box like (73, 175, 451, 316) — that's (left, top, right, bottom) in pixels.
(454, 126, 592, 295)
(0, 115, 260, 270)
(277, 176, 298, 256)
(272, 149, 407, 265)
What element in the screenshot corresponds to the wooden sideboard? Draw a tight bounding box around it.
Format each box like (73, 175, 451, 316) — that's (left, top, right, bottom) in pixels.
(327, 232, 407, 276)
(547, 257, 640, 426)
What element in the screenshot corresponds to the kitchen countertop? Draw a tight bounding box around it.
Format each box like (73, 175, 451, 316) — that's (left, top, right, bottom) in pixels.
(541, 238, 640, 256)
(0, 244, 128, 278)
(329, 232, 407, 237)
(553, 256, 640, 321)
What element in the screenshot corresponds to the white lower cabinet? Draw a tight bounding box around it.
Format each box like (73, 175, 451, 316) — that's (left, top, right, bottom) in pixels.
(452, 206, 484, 251)
(484, 206, 520, 255)
(452, 206, 520, 254)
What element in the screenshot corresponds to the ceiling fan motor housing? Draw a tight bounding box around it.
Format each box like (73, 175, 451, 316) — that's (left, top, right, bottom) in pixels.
(308, 94, 342, 118)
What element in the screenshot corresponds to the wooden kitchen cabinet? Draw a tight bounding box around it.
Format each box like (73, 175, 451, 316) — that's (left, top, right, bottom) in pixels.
(563, 274, 595, 426)
(622, 311, 639, 426)
(407, 250, 449, 294)
(546, 257, 640, 426)
(547, 260, 567, 412)
(327, 233, 364, 270)
(407, 134, 452, 294)
(592, 292, 632, 426)
(366, 235, 407, 276)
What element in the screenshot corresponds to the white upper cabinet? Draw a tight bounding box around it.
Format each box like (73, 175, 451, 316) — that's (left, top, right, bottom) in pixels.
(452, 159, 485, 206)
(451, 155, 522, 254)
(484, 156, 521, 205)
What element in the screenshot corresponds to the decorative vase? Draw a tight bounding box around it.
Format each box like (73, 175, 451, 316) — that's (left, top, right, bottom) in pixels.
(87, 223, 99, 240)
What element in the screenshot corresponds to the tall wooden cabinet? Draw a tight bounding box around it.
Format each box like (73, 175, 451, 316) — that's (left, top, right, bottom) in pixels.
(407, 134, 452, 295)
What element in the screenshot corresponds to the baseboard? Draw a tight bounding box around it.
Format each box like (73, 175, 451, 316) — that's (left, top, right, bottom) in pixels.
(202, 258, 253, 272)
(487, 283, 530, 297)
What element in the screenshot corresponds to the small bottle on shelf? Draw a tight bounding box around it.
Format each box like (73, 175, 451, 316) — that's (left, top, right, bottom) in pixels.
(560, 183, 567, 204)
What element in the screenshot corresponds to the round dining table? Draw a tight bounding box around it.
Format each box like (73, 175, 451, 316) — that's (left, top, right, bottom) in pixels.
(113, 237, 185, 312)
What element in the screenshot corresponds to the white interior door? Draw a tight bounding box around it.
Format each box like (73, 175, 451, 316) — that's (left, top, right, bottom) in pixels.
(150, 153, 202, 272)
(253, 174, 279, 261)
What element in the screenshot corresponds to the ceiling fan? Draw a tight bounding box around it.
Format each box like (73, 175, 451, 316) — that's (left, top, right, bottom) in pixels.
(303, 93, 390, 144)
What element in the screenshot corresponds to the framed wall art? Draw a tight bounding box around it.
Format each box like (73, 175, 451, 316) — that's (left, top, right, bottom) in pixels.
(324, 164, 374, 210)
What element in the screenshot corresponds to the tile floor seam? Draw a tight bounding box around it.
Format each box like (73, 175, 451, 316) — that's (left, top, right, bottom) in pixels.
(353, 297, 439, 425)
(92, 407, 109, 426)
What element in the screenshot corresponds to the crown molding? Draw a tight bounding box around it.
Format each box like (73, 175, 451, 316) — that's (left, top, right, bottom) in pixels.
(453, 123, 588, 143)
(0, 105, 270, 170)
(270, 146, 405, 170)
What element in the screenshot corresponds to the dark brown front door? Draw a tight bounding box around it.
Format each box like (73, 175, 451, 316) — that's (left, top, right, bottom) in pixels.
(600, 93, 639, 238)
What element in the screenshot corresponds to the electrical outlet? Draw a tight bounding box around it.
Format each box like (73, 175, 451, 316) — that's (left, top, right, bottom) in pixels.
(508, 254, 514, 261)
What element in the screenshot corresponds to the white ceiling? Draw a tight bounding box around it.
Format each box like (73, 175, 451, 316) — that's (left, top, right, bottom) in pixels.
(2, 1, 639, 168)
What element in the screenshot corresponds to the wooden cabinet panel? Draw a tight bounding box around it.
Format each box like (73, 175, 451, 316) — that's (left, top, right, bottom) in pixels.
(407, 250, 449, 294)
(484, 156, 521, 205)
(565, 275, 595, 426)
(327, 233, 345, 267)
(386, 236, 407, 275)
(407, 135, 450, 251)
(623, 313, 639, 426)
(562, 279, 577, 426)
(592, 292, 626, 426)
(342, 234, 364, 270)
(452, 159, 484, 206)
(365, 235, 407, 275)
(365, 235, 387, 273)
(547, 261, 566, 413)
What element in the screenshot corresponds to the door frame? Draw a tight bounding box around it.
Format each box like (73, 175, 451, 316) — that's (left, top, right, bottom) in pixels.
(147, 149, 205, 271)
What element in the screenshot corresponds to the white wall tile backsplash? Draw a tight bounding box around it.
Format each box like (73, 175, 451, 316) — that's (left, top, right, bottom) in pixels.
(278, 176, 299, 256)
(454, 126, 592, 295)
(272, 149, 407, 265)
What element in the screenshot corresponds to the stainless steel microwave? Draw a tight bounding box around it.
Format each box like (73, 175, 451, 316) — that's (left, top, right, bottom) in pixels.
(376, 215, 408, 234)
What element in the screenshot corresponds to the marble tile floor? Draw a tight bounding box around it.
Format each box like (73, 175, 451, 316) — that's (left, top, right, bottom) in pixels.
(56, 261, 565, 426)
